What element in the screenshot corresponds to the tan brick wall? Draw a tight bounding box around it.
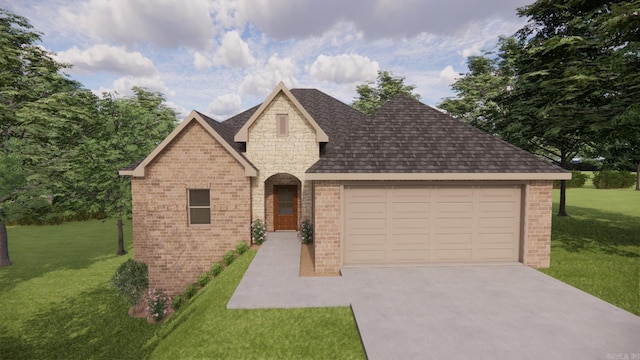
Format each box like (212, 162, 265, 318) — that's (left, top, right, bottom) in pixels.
(313, 181, 342, 274)
(522, 180, 553, 268)
(245, 93, 319, 226)
(131, 121, 250, 294)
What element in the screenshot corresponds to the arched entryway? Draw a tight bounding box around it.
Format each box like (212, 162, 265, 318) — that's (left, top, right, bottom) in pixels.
(264, 173, 301, 231)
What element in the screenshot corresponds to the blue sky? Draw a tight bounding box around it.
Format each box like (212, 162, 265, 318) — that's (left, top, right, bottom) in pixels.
(4, 0, 531, 120)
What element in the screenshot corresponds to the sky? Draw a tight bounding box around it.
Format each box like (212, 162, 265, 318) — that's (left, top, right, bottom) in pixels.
(4, 0, 532, 120)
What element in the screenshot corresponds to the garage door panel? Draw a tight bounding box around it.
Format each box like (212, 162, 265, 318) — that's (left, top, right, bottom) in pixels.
(390, 250, 429, 262)
(435, 249, 473, 261)
(344, 185, 521, 266)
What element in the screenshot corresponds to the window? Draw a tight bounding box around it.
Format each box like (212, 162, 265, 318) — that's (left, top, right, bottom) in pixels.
(276, 114, 288, 137)
(188, 189, 210, 225)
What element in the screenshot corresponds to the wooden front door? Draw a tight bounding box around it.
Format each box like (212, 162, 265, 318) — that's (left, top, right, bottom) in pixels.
(274, 185, 298, 230)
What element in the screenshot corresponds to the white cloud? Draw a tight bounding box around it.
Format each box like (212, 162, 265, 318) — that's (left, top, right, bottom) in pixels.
(56, 45, 156, 76)
(207, 94, 242, 119)
(438, 65, 459, 85)
(462, 42, 484, 58)
(111, 75, 174, 97)
(309, 54, 379, 84)
(193, 52, 214, 69)
(236, 0, 530, 39)
(165, 101, 191, 120)
(240, 55, 298, 96)
(216, 31, 255, 68)
(62, 0, 214, 49)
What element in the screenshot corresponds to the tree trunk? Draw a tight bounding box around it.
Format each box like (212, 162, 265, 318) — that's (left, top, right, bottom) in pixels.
(557, 179, 569, 217)
(116, 218, 126, 255)
(0, 222, 12, 267)
(636, 163, 639, 191)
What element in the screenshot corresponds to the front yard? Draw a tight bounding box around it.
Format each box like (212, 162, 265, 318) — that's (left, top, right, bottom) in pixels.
(0, 179, 637, 358)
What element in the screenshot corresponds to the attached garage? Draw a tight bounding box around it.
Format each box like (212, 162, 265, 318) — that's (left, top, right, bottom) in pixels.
(343, 184, 522, 265)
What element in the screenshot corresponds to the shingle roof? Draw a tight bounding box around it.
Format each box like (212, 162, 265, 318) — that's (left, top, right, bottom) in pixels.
(306, 94, 566, 173)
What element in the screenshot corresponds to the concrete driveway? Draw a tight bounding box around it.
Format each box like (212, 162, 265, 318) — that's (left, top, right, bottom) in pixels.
(229, 233, 640, 360)
(342, 266, 640, 360)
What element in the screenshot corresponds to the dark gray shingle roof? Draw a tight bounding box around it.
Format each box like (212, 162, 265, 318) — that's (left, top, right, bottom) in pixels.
(306, 94, 566, 173)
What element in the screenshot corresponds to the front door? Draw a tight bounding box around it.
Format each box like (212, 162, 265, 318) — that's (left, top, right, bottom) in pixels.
(274, 185, 298, 230)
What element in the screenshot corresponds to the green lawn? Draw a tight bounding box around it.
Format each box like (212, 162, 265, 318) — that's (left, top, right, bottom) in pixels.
(0, 220, 365, 359)
(544, 183, 640, 315)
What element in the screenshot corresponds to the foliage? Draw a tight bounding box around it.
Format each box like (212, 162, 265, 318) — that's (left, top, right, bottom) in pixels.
(235, 241, 249, 255)
(352, 70, 420, 115)
(110, 258, 149, 306)
(223, 250, 235, 266)
(146, 288, 170, 322)
(171, 295, 185, 311)
(184, 284, 198, 299)
(300, 219, 313, 244)
(148, 251, 367, 359)
(251, 219, 266, 245)
(553, 170, 589, 189)
(209, 262, 223, 277)
(592, 171, 636, 189)
(197, 272, 210, 287)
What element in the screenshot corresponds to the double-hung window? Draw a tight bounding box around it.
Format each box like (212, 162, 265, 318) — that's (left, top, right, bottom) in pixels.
(188, 189, 210, 225)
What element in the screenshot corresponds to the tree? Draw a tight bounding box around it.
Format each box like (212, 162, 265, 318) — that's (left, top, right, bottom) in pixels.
(76, 88, 177, 255)
(352, 70, 420, 115)
(0, 8, 87, 265)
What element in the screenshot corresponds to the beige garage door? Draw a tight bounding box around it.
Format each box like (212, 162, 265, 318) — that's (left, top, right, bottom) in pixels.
(343, 185, 522, 265)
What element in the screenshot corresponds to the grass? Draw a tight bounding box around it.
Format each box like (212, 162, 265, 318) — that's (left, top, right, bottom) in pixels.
(542, 179, 640, 315)
(148, 251, 365, 359)
(0, 219, 156, 359)
(0, 220, 365, 359)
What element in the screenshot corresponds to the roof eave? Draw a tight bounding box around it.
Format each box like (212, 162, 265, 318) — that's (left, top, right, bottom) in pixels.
(305, 172, 572, 181)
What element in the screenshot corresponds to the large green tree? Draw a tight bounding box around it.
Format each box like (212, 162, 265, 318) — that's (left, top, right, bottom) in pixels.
(352, 70, 420, 115)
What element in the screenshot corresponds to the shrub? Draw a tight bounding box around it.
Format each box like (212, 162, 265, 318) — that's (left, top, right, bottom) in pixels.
(197, 272, 209, 287)
(110, 259, 148, 306)
(251, 219, 266, 245)
(146, 288, 170, 322)
(223, 251, 235, 266)
(171, 295, 185, 311)
(209, 262, 223, 277)
(553, 170, 589, 189)
(300, 219, 313, 244)
(235, 241, 249, 255)
(592, 170, 636, 189)
(184, 284, 198, 299)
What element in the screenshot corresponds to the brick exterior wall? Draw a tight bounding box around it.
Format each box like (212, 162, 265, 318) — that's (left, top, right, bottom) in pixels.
(522, 180, 553, 268)
(131, 121, 250, 294)
(313, 181, 342, 274)
(244, 93, 319, 228)
(312, 180, 554, 273)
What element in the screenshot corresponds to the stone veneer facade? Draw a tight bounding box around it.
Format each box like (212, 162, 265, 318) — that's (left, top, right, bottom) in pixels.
(244, 93, 319, 228)
(131, 121, 250, 294)
(312, 180, 554, 274)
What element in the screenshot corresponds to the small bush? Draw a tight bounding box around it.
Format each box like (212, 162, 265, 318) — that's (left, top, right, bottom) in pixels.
(146, 288, 170, 322)
(235, 241, 249, 255)
(553, 170, 589, 189)
(197, 272, 210, 287)
(223, 251, 235, 266)
(300, 219, 313, 244)
(184, 284, 198, 299)
(209, 262, 223, 277)
(110, 259, 148, 306)
(593, 170, 636, 189)
(171, 295, 185, 311)
(251, 219, 266, 245)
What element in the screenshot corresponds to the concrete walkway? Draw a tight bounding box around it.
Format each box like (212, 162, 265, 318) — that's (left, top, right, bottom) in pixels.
(228, 232, 640, 360)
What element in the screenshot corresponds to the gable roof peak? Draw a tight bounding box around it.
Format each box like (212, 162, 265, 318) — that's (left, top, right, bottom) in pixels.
(234, 82, 329, 142)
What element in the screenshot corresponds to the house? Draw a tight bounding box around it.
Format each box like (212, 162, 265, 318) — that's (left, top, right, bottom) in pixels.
(120, 82, 570, 294)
